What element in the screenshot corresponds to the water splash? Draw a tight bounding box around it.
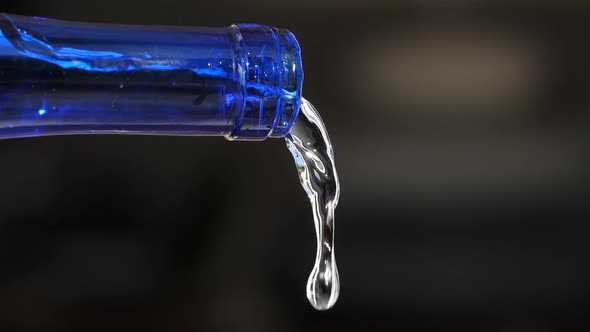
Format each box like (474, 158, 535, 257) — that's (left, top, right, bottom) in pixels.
(286, 98, 340, 311)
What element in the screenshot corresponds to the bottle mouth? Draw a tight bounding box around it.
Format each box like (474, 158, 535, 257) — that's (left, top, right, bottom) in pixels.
(267, 28, 303, 139)
(226, 24, 303, 141)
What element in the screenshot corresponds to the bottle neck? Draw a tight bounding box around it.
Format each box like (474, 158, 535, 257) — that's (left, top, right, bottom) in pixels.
(0, 14, 303, 140)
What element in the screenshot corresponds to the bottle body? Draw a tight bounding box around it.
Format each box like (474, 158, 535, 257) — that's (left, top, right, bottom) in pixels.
(0, 14, 303, 140)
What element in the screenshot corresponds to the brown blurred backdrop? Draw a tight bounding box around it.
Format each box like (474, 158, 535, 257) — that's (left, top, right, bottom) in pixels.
(1, 1, 590, 331)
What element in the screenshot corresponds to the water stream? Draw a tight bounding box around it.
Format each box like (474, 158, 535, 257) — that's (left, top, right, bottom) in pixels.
(286, 98, 340, 311)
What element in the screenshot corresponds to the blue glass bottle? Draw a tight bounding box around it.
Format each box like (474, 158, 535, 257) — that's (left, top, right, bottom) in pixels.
(0, 13, 303, 140)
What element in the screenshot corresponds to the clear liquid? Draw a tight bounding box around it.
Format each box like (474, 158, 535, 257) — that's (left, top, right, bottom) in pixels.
(286, 98, 340, 311)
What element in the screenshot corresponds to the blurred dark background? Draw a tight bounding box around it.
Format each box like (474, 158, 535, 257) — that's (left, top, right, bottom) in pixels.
(1, 1, 590, 331)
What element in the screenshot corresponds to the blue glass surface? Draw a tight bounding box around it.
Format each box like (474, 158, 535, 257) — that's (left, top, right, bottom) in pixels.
(0, 13, 303, 140)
